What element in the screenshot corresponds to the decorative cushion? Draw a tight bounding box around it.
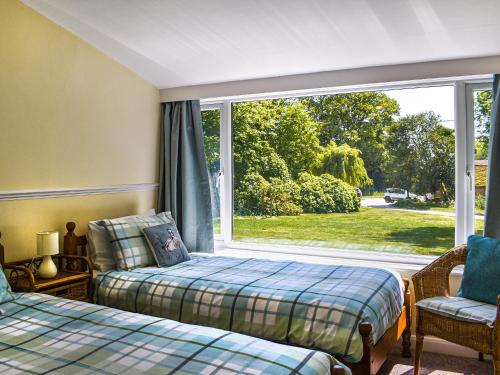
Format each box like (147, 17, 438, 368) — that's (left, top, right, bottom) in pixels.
(142, 224, 190, 267)
(103, 212, 174, 270)
(416, 296, 497, 327)
(87, 209, 155, 272)
(458, 235, 500, 305)
(0, 264, 16, 306)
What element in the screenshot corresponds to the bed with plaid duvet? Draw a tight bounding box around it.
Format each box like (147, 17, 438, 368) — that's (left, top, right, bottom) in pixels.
(94, 255, 405, 363)
(0, 293, 345, 374)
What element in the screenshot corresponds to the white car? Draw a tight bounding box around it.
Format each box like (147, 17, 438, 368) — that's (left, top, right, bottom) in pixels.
(384, 188, 417, 203)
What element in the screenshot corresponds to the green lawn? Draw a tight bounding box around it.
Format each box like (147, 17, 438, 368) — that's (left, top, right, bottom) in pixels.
(231, 207, 484, 256)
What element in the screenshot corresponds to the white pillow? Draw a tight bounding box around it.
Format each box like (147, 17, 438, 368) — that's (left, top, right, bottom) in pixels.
(87, 209, 156, 272)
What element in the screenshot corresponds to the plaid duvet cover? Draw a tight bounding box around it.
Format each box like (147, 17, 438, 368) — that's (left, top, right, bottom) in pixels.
(95, 255, 405, 363)
(0, 293, 343, 374)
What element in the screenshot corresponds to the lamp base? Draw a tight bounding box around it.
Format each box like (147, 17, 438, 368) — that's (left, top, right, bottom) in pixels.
(38, 255, 57, 279)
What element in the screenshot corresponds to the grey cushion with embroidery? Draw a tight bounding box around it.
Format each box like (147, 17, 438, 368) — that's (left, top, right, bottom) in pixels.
(142, 224, 190, 267)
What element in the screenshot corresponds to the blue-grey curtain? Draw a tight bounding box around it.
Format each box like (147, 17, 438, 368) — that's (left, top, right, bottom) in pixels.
(158, 100, 214, 252)
(484, 74, 500, 239)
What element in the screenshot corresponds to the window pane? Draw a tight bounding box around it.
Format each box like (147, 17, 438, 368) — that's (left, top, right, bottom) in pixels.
(201, 108, 221, 235)
(232, 86, 456, 255)
(474, 89, 492, 236)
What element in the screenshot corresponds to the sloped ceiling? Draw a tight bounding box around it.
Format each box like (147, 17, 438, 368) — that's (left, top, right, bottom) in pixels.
(22, 0, 500, 89)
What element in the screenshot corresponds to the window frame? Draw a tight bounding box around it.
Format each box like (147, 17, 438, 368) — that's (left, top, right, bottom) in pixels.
(200, 103, 224, 241)
(465, 82, 493, 238)
(201, 75, 493, 266)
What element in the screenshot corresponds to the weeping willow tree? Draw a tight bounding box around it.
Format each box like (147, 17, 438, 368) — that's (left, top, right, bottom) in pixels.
(314, 141, 373, 188)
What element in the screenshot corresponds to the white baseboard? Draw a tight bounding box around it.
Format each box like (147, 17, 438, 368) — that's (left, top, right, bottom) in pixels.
(409, 335, 490, 360)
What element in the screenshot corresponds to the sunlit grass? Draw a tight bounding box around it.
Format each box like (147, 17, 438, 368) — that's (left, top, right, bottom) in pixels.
(229, 207, 482, 255)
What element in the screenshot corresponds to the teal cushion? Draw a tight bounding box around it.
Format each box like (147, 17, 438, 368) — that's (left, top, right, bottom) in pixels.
(458, 235, 500, 305)
(0, 264, 15, 306)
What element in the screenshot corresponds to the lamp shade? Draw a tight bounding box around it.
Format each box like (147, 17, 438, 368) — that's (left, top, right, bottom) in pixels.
(36, 231, 59, 256)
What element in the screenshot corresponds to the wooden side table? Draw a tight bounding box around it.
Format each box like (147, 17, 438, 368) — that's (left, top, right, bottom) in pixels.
(0, 236, 93, 302)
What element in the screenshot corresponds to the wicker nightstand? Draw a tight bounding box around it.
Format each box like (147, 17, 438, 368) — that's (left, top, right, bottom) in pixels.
(0, 237, 93, 302)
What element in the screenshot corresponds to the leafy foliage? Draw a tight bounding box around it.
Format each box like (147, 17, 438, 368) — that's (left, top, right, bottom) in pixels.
(476, 195, 486, 211)
(475, 90, 493, 136)
(201, 109, 220, 173)
(232, 101, 291, 181)
(474, 90, 493, 160)
(314, 141, 373, 187)
(297, 172, 360, 213)
(203, 90, 463, 217)
(385, 112, 455, 200)
(235, 173, 302, 216)
(303, 92, 399, 189)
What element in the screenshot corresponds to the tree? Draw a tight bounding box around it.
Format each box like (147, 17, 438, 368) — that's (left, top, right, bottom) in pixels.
(303, 92, 400, 189)
(231, 99, 366, 215)
(232, 101, 290, 182)
(201, 109, 220, 173)
(314, 141, 372, 187)
(474, 90, 493, 160)
(475, 90, 493, 136)
(385, 112, 455, 200)
(268, 100, 322, 178)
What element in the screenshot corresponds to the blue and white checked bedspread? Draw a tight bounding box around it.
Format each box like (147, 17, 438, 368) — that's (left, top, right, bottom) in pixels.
(95, 255, 405, 362)
(0, 293, 344, 374)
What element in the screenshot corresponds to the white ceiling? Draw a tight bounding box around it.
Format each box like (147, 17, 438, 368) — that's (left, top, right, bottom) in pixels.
(22, 0, 500, 89)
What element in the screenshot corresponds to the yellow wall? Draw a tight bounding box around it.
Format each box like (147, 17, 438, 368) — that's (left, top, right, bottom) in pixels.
(0, 0, 160, 261)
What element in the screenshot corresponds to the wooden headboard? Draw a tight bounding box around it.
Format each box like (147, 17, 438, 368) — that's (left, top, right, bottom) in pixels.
(63, 222, 88, 257)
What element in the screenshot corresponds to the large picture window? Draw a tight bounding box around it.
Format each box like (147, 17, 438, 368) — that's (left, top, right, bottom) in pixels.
(202, 77, 492, 261)
(231, 87, 455, 255)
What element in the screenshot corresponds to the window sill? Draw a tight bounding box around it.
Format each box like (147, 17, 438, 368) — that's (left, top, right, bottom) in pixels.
(214, 240, 464, 276)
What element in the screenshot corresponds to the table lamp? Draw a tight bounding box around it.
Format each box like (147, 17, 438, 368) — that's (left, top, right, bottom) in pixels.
(37, 231, 59, 278)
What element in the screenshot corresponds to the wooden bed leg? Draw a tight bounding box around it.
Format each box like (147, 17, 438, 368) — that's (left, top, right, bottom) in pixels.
(402, 279, 412, 358)
(331, 365, 346, 375)
(358, 322, 374, 375)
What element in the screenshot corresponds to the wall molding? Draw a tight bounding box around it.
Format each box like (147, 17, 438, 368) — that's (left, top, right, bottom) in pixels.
(0, 183, 159, 201)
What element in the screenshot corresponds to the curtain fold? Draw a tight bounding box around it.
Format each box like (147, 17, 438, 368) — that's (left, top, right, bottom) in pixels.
(484, 74, 500, 239)
(158, 100, 214, 253)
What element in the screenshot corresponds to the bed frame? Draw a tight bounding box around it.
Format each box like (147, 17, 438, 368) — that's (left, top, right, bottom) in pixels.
(64, 222, 412, 375)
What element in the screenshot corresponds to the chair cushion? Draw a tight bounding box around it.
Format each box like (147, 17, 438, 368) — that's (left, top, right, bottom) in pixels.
(416, 296, 497, 327)
(458, 234, 500, 305)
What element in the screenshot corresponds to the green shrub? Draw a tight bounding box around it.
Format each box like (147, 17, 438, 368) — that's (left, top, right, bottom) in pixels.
(235, 173, 302, 216)
(314, 142, 373, 188)
(297, 172, 360, 213)
(476, 195, 486, 211)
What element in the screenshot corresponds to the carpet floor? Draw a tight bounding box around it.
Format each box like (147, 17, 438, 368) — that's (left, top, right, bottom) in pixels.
(378, 349, 493, 375)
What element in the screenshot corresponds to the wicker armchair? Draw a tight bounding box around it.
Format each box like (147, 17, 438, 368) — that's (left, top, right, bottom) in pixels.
(412, 244, 500, 374)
